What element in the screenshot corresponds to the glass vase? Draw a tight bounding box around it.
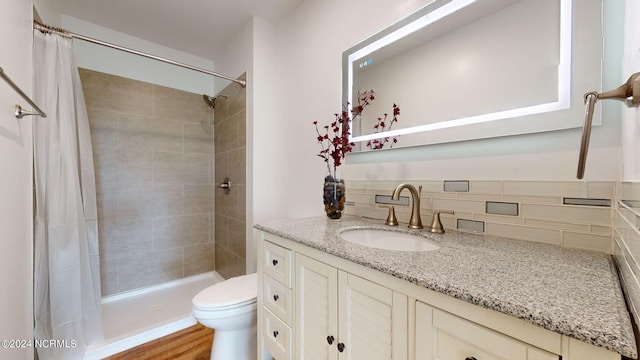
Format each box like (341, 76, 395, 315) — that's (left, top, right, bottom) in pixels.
(323, 175, 346, 220)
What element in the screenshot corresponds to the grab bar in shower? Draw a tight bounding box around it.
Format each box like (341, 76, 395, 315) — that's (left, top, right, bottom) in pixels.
(0, 66, 47, 119)
(577, 72, 640, 179)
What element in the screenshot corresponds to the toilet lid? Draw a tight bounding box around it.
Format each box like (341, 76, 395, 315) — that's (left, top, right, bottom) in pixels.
(193, 273, 257, 309)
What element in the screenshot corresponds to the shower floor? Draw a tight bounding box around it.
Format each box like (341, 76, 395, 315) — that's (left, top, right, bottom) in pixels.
(84, 272, 223, 360)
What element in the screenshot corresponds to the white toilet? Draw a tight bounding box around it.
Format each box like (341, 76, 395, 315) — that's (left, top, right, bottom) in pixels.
(192, 273, 258, 360)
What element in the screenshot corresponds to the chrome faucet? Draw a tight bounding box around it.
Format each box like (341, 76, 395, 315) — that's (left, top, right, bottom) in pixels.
(391, 183, 423, 229)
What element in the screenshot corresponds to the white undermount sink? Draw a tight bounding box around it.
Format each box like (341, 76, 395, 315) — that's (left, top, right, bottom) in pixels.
(339, 229, 440, 252)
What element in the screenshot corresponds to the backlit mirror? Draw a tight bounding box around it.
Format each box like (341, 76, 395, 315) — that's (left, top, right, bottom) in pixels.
(343, 0, 602, 151)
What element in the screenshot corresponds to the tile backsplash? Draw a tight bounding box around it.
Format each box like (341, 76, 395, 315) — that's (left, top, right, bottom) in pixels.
(344, 180, 614, 252)
(614, 181, 640, 330)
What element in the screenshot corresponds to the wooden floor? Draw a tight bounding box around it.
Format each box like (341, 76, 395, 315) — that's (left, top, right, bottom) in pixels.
(105, 324, 214, 360)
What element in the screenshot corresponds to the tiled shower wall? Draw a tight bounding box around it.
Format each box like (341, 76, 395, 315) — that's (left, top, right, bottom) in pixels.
(345, 180, 615, 252)
(213, 74, 247, 279)
(80, 68, 215, 296)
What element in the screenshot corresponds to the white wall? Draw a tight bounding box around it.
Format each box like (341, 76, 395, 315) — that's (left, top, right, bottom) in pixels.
(255, 0, 624, 226)
(621, 0, 640, 181)
(0, 0, 34, 358)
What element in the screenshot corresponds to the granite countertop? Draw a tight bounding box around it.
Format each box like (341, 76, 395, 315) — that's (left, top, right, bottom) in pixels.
(254, 215, 637, 358)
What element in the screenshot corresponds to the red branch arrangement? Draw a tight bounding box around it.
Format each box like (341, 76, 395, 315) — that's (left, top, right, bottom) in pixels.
(313, 90, 375, 179)
(366, 103, 400, 150)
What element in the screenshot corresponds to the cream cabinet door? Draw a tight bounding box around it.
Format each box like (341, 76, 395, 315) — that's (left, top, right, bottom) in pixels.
(296, 254, 339, 360)
(338, 271, 407, 360)
(415, 301, 558, 360)
(296, 254, 408, 360)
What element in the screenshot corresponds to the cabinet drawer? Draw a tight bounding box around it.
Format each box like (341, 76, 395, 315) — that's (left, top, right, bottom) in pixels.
(263, 308, 291, 360)
(433, 309, 558, 360)
(264, 274, 292, 325)
(263, 241, 292, 287)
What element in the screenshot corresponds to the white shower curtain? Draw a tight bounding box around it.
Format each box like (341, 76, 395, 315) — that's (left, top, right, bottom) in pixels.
(32, 30, 103, 359)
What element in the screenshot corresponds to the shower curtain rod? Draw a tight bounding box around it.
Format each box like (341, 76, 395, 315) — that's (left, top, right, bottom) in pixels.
(33, 20, 247, 88)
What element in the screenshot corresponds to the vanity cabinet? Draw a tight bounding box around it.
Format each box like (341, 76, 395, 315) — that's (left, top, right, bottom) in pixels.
(296, 254, 407, 360)
(258, 232, 624, 360)
(415, 301, 557, 360)
(260, 241, 293, 360)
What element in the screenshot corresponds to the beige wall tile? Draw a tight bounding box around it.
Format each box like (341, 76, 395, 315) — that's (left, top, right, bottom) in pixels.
(117, 149, 152, 186)
(485, 223, 561, 245)
(345, 206, 388, 221)
(215, 245, 245, 279)
(521, 203, 611, 226)
(589, 225, 612, 236)
(119, 115, 183, 152)
(93, 151, 119, 193)
(523, 218, 590, 233)
(184, 184, 214, 215)
(457, 193, 502, 202)
(563, 232, 612, 252)
(151, 85, 211, 123)
(226, 82, 246, 117)
(184, 123, 214, 154)
(474, 213, 524, 225)
(183, 153, 211, 184)
(586, 181, 615, 199)
(153, 214, 210, 250)
(214, 152, 228, 185)
(431, 198, 485, 214)
(503, 181, 586, 197)
(152, 185, 184, 218)
(184, 243, 215, 277)
(226, 147, 247, 185)
(621, 181, 640, 201)
(426, 191, 458, 200)
(502, 195, 561, 205)
(226, 218, 246, 258)
(469, 181, 502, 194)
(117, 248, 184, 292)
(238, 110, 246, 147)
(87, 108, 118, 152)
(99, 256, 118, 296)
(214, 114, 239, 153)
(153, 152, 183, 184)
(415, 181, 443, 193)
(96, 191, 118, 223)
(98, 219, 152, 259)
(346, 193, 374, 205)
(79, 68, 152, 116)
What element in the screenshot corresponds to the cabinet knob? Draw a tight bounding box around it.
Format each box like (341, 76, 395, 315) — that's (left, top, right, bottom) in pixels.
(337, 343, 345, 352)
(273, 330, 279, 338)
(465, 357, 477, 360)
(326, 335, 334, 345)
(272, 259, 278, 266)
(273, 294, 279, 302)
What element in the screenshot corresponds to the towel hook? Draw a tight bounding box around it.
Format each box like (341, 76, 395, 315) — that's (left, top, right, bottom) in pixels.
(576, 72, 640, 179)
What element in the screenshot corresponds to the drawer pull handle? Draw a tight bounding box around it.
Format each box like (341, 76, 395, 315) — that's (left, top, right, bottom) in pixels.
(273, 294, 279, 302)
(272, 259, 278, 266)
(337, 343, 345, 352)
(465, 357, 477, 360)
(273, 330, 279, 338)
(326, 335, 334, 345)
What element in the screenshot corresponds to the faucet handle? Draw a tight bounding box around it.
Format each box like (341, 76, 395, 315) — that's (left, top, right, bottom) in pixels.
(429, 209, 455, 233)
(385, 206, 398, 226)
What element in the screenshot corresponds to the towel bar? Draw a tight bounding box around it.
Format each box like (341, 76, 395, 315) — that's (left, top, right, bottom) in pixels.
(577, 72, 640, 179)
(0, 66, 47, 119)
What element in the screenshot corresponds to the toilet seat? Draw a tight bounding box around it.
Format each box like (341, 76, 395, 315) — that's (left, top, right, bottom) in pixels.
(193, 273, 257, 311)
